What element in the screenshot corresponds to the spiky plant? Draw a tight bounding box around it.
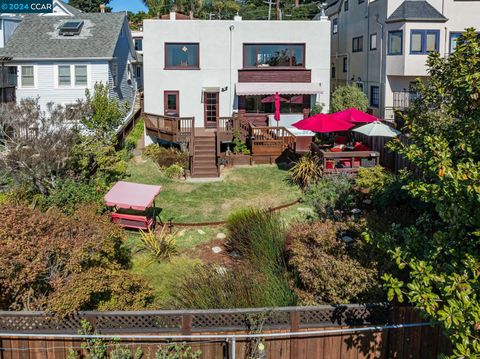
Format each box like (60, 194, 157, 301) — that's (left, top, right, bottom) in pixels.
(137, 226, 178, 264)
(289, 154, 321, 190)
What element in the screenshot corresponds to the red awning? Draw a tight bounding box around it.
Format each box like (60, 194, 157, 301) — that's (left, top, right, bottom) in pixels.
(104, 181, 162, 211)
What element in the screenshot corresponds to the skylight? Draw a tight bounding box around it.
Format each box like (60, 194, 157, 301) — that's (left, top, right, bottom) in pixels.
(59, 21, 84, 36)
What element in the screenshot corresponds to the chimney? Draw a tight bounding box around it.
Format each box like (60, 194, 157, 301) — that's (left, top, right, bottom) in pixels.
(170, 11, 176, 20)
(99, 3, 105, 13)
(234, 12, 242, 21)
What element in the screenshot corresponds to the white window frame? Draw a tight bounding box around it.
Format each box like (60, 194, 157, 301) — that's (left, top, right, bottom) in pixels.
(19, 65, 36, 89)
(74, 64, 88, 88)
(57, 64, 72, 87)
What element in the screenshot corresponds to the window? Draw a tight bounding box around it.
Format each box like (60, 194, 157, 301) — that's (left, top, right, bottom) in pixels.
(352, 36, 363, 52)
(164, 91, 179, 116)
(358, 0, 364, 3)
(134, 38, 143, 51)
(111, 62, 118, 87)
(370, 86, 379, 107)
(370, 33, 377, 50)
(357, 82, 364, 92)
(58, 65, 71, 86)
(245, 95, 304, 114)
(410, 30, 439, 54)
(388, 30, 403, 55)
(332, 18, 338, 34)
(243, 44, 305, 68)
(332, 65, 336, 79)
(74, 65, 87, 86)
(165, 43, 199, 69)
(343, 57, 347, 72)
(344, 0, 349, 11)
(136, 65, 142, 78)
(59, 20, 84, 36)
(449, 32, 462, 53)
(21, 66, 34, 87)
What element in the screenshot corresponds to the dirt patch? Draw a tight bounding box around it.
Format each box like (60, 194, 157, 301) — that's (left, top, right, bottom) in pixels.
(187, 238, 236, 268)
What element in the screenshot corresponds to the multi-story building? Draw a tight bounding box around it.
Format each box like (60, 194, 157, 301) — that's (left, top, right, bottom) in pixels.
(326, 0, 480, 121)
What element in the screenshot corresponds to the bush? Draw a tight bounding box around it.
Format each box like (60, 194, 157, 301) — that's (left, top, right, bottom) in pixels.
(233, 130, 250, 155)
(143, 144, 189, 169)
(0, 204, 153, 316)
(137, 227, 178, 263)
(124, 118, 144, 152)
(287, 221, 387, 304)
(330, 84, 368, 113)
(170, 264, 293, 309)
(163, 164, 184, 179)
(289, 154, 321, 190)
(302, 175, 354, 220)
(355, 166, 394, 195)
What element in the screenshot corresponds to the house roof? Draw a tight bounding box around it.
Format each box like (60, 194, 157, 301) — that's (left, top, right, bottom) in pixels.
(386, 0, 447, 23)
(0, 12, 127, 60)
(56, 0, 83, 16)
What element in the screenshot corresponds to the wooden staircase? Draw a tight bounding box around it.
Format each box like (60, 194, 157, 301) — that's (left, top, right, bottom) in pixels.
(191, 132, 219, 178)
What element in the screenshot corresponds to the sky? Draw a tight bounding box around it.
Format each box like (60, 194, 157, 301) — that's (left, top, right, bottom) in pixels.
(110, 0, 148, 12)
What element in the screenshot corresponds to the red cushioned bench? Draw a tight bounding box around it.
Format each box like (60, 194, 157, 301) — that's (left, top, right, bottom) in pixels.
(111, 212, 154, 230)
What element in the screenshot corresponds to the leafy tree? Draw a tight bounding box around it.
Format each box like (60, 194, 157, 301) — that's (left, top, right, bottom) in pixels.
(127, 11, 152, 30)
(330, 84, 368, 113)
(0, 204, 153, 316)
(0, 99, 86, 195)
(372, 29, 480, 358)
(69, 83, 128, 188)
(68, 0, 111, 13)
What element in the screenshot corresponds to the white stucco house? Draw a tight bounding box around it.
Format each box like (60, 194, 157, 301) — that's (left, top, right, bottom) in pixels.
(143, 14, 331, 130)
(325, 0, 480, 121)
(0, 7, 140, 123)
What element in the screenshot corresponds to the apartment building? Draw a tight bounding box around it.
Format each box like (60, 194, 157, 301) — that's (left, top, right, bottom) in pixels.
(326, 0, 480, 120)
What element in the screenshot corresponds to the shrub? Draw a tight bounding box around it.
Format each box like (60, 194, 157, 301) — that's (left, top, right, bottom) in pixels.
(286, 221, 387, 304)
(124, 118, 144, 152)
(233, 130, 250, 155)
(302, 174, 354, 220)
(156, 343, 202, 359)
(330, 84, 368, 113)
(355, 166, 394, 195)
(170, 264, 293, 309)
(289, 154, 321, 190)
(0, 204, 153, 315)
(137, 227, 178, 263)
(163, 164, 184, 179)
(143, 144, 189, 169)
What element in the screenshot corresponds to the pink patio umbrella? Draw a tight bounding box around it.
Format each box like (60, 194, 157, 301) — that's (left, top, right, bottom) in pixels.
(274, 92, 281, 126)
(289, 95, 303, 104)
(329, 108, 378, 123)
(292, 113, 354, 133)
(261, 94, 288, 103)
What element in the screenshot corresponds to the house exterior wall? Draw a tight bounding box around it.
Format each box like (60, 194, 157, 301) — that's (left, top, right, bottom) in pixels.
(14, 60, 109, 110)
(329, 0, 480, 120)
(109, 19, 137, 112)
(143, 18, 331, 128)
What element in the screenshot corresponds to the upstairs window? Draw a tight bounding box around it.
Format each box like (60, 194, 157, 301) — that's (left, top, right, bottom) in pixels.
(74, 65, 87, 86)
(410, 30, 439, 54)
(332, 18, 338, 34)
(449, 32, 462, 53)
(58, 65, 71, 86)
(370, 33, 377, 50)
(134, 38, 143, 51)
(343, 57, 347, 72)
(165, 43, 199, 69)
(111, 62, 118, 87)
(243, 44, 305, 68)
(21, 66, 34, 87)
(352, 36, 363, 52)
(388, 30, 403, 55)
(370, 86, 379, 107)
(344, 0, 349, 11)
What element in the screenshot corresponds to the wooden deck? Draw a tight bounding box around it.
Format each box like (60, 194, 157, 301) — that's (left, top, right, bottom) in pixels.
(311, 143, 380, 173)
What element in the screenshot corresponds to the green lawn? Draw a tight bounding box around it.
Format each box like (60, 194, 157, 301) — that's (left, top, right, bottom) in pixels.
(127, 159, 302, 223)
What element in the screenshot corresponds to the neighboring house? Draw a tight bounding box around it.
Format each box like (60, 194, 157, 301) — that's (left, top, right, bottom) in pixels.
(132, 30, 143, 89)
(0, 12, 139, 121)
(143, 14, 331, 177)
(144, 15, 331, 128)
(325, 0, 480, 121)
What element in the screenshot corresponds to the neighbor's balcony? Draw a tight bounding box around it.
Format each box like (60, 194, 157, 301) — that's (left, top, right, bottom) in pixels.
(392, 91, 419, 110)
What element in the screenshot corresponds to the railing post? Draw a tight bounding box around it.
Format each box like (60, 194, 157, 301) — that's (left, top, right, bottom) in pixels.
(181, 314, 192, 335)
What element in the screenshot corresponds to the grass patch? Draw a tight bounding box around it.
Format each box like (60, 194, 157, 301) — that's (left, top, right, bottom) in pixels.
(127, 160, 301, 223)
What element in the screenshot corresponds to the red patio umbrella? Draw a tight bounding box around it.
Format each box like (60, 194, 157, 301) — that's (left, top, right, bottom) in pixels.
(289, 95, 303, 104)
(261, 94, 288, 103)
(292, 113, 354, 133)
(329, 108, 378, 123)
(274, 92, 281, 124)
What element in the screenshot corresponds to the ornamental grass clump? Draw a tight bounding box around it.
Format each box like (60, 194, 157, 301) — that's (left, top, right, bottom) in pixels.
(289, 154, 321, 190)
(137, 226, 178, 264)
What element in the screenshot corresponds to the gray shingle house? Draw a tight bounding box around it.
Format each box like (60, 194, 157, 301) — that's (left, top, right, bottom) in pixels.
(0, 11, 138, 119)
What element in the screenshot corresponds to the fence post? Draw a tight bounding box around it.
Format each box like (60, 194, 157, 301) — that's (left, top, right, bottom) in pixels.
(229, 337, 236, 359)
(181, 314, 192, 335)
(290, 311, 300, 359)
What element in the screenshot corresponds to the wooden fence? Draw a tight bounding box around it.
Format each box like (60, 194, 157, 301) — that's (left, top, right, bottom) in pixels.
(0, 305, 450, 359)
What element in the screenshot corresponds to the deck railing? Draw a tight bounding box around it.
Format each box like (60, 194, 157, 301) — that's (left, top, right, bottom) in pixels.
(312, 143, 380, 173)
(250, 125, 296, 156)
(144, 113, 194, 145)
(392, 91, 419, 110)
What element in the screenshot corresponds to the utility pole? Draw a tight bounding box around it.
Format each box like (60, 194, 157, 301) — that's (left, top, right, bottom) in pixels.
(276, 0, 280, 20)
(268, 0, 273, 20)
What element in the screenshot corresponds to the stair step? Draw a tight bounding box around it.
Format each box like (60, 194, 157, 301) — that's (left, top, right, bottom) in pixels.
(194, 144, 216, 151)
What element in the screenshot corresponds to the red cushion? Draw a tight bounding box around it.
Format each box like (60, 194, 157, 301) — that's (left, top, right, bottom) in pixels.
(335, 136, 347, 145)
(340, 160, 351, 167)
(354, 142, 371, 151)
(330, 147, 343, 152)
(326, 161, 334, 169)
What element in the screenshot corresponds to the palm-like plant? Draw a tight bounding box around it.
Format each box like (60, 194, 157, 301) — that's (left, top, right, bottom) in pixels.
(289, 153, 322, 190)
(137, 226, 178, 263)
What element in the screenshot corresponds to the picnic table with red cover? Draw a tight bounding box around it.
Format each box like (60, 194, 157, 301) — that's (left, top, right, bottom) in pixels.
(104, 181, 162, 230)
